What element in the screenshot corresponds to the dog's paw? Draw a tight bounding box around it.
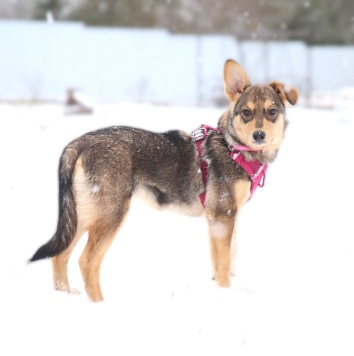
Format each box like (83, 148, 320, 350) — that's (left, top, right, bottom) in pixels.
(55, 283, 81, 295)
(230, 262, 237, 277)
(68, 287, 81, 295)
(229, 268, 237, 277)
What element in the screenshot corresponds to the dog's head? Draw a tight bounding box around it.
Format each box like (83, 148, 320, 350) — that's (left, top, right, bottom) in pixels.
(221, 59, 298, 154)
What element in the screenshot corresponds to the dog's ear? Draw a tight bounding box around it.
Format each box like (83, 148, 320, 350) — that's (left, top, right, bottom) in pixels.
(270, 82, 298, 105)
(223, 60, 250, 102)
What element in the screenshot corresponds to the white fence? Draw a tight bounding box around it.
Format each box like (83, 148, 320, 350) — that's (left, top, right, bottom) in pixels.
(1, 20, 354, 106)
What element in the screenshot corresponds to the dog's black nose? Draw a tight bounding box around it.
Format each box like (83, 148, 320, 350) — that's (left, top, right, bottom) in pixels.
(252, 130, 266, 143)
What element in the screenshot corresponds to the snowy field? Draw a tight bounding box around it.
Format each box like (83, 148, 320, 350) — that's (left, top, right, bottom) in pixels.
(1, 102, 353, 356)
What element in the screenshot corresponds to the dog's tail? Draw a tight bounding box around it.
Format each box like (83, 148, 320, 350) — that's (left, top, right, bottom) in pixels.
(29, 141, 83, 262)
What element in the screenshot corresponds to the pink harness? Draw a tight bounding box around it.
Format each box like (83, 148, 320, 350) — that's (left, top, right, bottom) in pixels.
(192, 125, 268, 207)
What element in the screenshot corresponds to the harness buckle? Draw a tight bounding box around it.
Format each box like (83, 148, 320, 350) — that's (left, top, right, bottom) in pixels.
(192, 127, 206, 141)
(231, 151, 241, 160)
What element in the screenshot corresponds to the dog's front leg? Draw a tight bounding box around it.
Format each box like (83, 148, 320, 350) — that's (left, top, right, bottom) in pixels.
(207, 213, 235, 287)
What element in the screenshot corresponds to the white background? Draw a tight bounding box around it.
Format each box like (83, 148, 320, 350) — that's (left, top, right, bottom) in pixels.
(1, 102, 353, 355)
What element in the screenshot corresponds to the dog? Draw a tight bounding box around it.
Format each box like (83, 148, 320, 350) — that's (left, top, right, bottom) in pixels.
(29, 60, 298, 302)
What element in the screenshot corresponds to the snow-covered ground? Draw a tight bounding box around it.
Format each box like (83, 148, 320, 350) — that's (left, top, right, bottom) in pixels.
(1, 102, 353, 356)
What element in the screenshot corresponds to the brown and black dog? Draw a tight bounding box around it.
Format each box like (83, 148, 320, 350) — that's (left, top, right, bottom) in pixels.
(30, 60, 298, 302)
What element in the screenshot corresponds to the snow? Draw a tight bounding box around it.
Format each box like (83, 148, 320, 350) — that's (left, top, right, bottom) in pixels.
(1, 102, 353, 355)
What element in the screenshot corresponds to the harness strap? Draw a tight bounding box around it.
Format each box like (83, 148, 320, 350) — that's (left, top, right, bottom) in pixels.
(229, 147, 268, 196)
(192, 125, 267, 207)
(192, 125, 221, 207)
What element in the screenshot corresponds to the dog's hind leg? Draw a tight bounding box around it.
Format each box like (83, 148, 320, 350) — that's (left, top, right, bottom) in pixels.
(52, 224, 87, 294)
(79, 199, 131, 302)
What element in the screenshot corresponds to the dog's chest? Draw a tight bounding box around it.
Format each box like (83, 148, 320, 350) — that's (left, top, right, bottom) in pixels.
(203, 138, 253, 209)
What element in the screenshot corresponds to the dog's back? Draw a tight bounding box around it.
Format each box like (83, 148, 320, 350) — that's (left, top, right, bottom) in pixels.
(30, 127, 203, 254)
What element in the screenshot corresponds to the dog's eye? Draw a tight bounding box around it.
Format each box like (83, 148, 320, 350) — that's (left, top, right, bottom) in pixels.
(268, 108, 277, 116)
(242, 108, 251, 116)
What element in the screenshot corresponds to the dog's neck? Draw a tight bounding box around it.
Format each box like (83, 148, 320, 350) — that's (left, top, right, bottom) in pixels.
(218, 111, 278, 164)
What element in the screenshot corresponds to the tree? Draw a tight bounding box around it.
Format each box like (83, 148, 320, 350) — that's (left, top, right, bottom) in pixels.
(68, 0, 179, 28)
(287, 0, 354, 44)
(3, 0, 354, 44)
(33, 0, 67, 20)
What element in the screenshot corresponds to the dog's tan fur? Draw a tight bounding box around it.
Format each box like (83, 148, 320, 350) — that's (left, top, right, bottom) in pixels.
(30, 60, 298, 301)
